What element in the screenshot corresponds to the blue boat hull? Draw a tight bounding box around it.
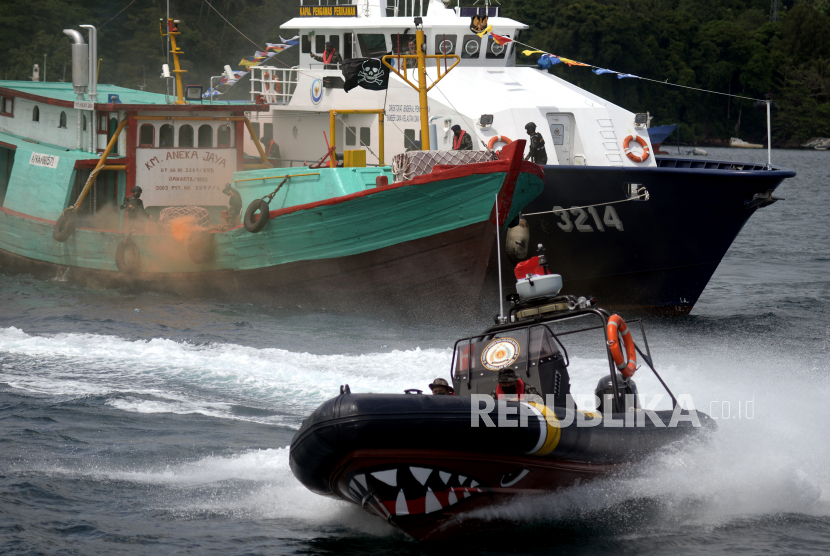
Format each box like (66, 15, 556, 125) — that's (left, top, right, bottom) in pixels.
(512, 158, 795, 313)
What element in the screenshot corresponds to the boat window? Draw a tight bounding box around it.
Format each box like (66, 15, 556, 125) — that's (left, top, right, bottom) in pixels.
(179, 124, 194, 148)
(358, 34, 387, 58)
(217, 124, 231, 147)
(302, 34, 311, 54)
(99, 114, 107, 129)
(391, 34, 417, 55)
(198, 124, 213, 148)
(328, 35, 340, 52)
(0, 98, 4, 114)
(343, 32, 353, 59)
(109, 117, 118, 154)
(82, 114, 86, 131)
(159, 124, 174, 147)
(315, 35, 326, 53)
(486, 35, 508, 59)
(32, 105, 39, 122)
(250, 122, 260, 140)
(264, 123, 273, 141)
(461, 35, 481, 59)
(139, 124, 155, 147)
(59, 111, 67, 128)
(404, 128, 417, 150)
(435, 34, 457, 55)
(346, 126, 356, 146)
(360, 127, 370, 147)
(0, 97, 12, 116)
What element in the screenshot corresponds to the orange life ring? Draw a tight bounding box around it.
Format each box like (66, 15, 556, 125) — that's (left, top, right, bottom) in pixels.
(623, 135, 650, 163)
(606, 314, 637, 378)
(487, 135, 513, 150)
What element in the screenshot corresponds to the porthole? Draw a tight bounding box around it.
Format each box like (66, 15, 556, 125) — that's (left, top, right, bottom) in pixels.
(464, 39, 479, 56)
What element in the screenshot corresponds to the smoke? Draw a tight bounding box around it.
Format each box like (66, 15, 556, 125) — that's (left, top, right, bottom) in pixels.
(167, 214, 203, 242)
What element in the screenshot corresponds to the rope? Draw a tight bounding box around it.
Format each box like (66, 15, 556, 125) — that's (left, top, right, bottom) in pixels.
(202, 0, 264, 51)
(513, 39, 767, 102)
(521, 191, 649, 217)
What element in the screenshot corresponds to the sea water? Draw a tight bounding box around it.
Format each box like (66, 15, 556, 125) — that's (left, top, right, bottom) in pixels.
(1, 147, 829, 554)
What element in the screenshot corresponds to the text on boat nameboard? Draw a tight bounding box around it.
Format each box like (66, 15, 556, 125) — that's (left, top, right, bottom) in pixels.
(299, 5, 357, 16)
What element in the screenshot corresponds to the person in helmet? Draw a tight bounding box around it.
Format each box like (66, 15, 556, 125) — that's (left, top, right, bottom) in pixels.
(490, 368, 542, 402)
(451, 124, 473, 150)
(311, 41, 342, 69)
(223, 182, 243, 227)
(524, 122, 547, 165)
(428, 378, 454, 395)
(119, 186, 151, 230)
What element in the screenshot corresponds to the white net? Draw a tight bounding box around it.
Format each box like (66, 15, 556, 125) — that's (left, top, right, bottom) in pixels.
(391, 150, 497, 182)
(157, 206, 213, 233)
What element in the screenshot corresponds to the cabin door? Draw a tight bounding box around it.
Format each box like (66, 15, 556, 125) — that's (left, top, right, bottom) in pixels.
(545, 113, 574, 165)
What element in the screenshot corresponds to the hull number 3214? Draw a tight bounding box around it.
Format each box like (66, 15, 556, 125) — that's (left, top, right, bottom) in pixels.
(551, 205, 624, 232)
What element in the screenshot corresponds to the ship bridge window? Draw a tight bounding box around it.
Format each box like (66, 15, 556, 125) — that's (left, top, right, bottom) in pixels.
(461, 35, 481, 59)
(217, 124, 231, 147)
(302, 35, 311, 54)
(0, 96, 13, 116)
(59, 111, 67, 128)
(358, 34, 387, 58)
(486, 35, 508, 59)
(346, 126, 356, 146)
(343, 32, 353, 59)
(392, 34, 418, 55)
(360, 127, 371, 147)
(328, 35, 339, 52)
(32, 105, 39, 122)
(139, 124, 154, 147)
(159, 124, 174, 147)
(435, 35, 457, 55)
(82, 114, 87, 131)
(179, 124, 194, 148)
(315, 35, 326, 53)
(198, 124, 213, 148)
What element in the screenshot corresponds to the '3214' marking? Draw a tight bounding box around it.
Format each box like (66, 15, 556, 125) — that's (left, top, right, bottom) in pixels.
(551, 206, 624, 232)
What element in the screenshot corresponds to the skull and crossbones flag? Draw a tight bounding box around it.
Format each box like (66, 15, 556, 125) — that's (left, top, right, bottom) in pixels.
(342, 58, 389, 92)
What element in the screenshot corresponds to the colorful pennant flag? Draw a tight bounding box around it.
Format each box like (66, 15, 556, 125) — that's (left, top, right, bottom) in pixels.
(537, 54, 562, 70)
(239, 58, 260, 67)
(522, 49, 544, 56)
(592, 68, 616, 75)
(280, 35, 300, 45)
(617, 73, 639, 79)
(476, 24, 493, 38)
(558, 57, 590, 67)
(490, 33, 512, 46)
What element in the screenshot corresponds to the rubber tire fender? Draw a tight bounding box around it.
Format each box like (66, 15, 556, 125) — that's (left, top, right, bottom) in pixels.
(188, 231, 216, 264)
(53, 209, 78, 242)
(244, 199, 270, 233)
(115, 235, 141, 274)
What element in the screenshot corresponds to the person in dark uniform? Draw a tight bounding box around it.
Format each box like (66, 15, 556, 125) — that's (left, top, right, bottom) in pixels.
(223, 182, 242, 227)
(311, 41, 342, 69)
(452, 124, 473, 150)
(428, 378, 454, 395)
(524, 122, 548, 165)
(490, 368, 542, 402)
(120, 186, 151, 231)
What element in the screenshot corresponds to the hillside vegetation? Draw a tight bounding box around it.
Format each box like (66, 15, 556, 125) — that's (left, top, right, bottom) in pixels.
(1, 0, 827, 145)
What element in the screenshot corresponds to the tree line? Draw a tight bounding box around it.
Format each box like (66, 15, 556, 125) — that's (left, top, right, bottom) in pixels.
(1, 0, 827, 145)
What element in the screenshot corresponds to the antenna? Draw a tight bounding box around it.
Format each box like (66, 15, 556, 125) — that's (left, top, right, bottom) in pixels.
(494, 193, 505, 323)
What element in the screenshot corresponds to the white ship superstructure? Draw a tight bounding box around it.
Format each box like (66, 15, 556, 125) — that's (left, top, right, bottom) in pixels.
(243, 0, 655, 169)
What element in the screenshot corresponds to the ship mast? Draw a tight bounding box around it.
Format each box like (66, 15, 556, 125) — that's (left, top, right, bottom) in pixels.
(382, 17, 459, 150)
(159, 18, 187, 105)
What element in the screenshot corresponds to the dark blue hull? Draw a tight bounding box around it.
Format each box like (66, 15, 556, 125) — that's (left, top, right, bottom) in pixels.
(512, 158, 795, 314)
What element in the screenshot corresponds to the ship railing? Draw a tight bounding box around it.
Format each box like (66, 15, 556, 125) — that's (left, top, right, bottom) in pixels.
(249, 66, 299, 105)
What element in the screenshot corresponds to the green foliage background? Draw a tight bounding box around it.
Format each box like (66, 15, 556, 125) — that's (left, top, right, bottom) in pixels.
(1, 0, 828, 144)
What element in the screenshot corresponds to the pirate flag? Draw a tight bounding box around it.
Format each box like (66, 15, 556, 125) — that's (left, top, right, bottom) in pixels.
(342, 58, 389, 92)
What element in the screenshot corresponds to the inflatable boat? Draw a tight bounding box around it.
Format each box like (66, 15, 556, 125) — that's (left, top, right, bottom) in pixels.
(289, 247, 715, 540)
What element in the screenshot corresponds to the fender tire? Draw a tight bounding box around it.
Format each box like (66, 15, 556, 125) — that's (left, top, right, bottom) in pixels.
(244, 199, 270, 233)
(53, 210, 77, 242)
(188, 231, 216, 264)
(115, 235, 141, 274)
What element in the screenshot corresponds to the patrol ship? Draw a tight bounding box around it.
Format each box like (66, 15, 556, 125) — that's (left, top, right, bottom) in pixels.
(227, 0, 796, 314)
(0, 19, 544, 316)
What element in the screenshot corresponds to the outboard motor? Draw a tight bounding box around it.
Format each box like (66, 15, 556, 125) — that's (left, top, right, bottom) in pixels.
(595, 374, 639, 414)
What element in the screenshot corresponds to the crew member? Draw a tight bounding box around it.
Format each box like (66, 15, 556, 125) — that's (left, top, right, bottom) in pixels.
(311, 42, 342, 70)
(428, 378, 454, 395)
(223, 183, 242, 227)
(490, 369, 542, 402)
(120, 186, 151, 231)
(452, 124, 473, 150)
(524, 122, 548, 164)
(260, 135, 279, 160)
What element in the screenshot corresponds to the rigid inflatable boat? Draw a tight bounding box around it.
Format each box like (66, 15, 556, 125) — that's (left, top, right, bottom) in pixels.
(289, 248, 715, 540)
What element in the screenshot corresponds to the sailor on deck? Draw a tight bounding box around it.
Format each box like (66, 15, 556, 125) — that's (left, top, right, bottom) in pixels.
(490, 368, 542, 403)
(223, 182, 242, 227)
(120, 186, 151, 231)
(311, 42, 342, 70)
(452, 125, 473, 151)
(428, 378, 454, 395)
(524, 122, 548, 165)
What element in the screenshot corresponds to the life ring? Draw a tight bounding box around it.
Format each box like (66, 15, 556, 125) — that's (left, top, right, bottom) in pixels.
(53, 208, 77, 242)
(623, 135, 650, 163)
(244, 199, 270, 233)
(488, 135, 513, 150)
(606, 314, 637, 377)
(188, 231, 216, 264)
(115, 234, 141, 273)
